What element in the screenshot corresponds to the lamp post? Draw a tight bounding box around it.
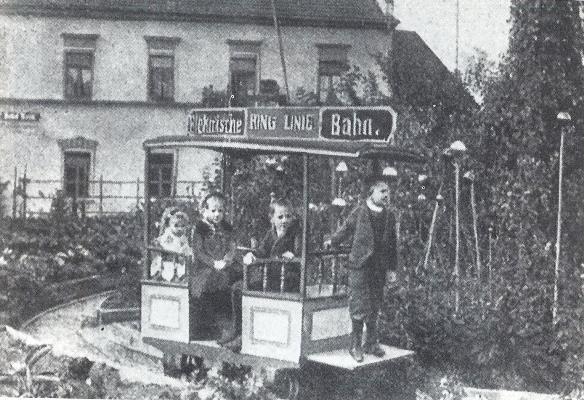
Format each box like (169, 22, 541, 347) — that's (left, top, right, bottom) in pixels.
(447, 140, 467, 315)
(553, 111, 571, 325)
(335, 161, 348, 197)
(464, 170, 481, 280)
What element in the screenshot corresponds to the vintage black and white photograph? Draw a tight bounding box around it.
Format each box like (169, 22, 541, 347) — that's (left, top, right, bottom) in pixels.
(0, 0, 582, 399)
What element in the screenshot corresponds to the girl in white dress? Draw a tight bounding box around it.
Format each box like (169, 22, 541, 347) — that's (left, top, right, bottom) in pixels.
(150, 207, 192, 281)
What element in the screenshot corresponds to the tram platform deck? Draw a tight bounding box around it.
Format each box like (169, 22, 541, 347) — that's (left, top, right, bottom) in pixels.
(306, 344, 414, 370)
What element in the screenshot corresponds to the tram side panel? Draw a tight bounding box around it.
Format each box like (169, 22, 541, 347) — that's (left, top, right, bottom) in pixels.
(241, 295, 304, 363)
(241, 291, 351, 363)
(141, 282, 191, 343)
(301, 292, 351, 356)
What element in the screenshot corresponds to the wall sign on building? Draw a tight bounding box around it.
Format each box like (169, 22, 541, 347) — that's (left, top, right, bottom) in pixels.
(1, 111, 41, 122)
(187, 106, 397, 144)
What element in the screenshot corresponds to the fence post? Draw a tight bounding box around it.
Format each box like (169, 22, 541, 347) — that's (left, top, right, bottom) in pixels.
(136, 178, 140, 209)
(21, 166, 28, 220)
(99, 175, 103, 217)
(12, 166, 17, 219)
(72, 183, 77, 218)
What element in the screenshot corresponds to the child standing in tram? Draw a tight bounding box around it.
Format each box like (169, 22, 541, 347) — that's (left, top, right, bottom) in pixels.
(150, 207, 192, 282)
(218, 198, 301, 351)
(326, 175, 398, 363)
(190, 193, 239, 336)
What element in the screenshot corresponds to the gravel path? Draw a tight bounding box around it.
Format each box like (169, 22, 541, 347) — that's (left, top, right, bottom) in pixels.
(21, 294, 183, 388)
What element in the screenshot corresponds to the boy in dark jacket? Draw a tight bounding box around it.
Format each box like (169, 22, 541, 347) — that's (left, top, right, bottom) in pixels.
(326, 175, 398, 362)
(218, 198, 301, 350)
(190, 193, 239, 337)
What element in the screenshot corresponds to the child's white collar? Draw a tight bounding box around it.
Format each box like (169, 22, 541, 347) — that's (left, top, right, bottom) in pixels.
(366, 198, 384, 213)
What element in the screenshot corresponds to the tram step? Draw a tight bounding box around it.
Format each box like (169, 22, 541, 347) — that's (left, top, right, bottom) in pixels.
(306, 344, 414, 370)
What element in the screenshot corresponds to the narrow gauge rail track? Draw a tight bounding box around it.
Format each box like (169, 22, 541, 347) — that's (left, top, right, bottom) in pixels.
(21, 290, 115, 330)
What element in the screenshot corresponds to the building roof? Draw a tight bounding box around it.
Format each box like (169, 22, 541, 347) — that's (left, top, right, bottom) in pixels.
(0, 0, 397, 30)
(392, 30, 475, 110)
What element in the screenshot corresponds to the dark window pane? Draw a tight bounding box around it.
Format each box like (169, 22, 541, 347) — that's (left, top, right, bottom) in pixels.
(161, 184, 171, 197)
(65, 165, 76, 181)
(231, 71, 256, 106)
(149, 55, 174, 101)
(151, 56, 173, 68)
(67, 52, 92, 67)
(65, 183, 76, 196)
(150, 153, 174, 164)
(231, 57, 256, 73)
(149, 183, 159, 197)
(161, 166, 172, 181)
(147, 152, 173, 198)
(65, 52, 93, 99)
(63, 152, 91, 198)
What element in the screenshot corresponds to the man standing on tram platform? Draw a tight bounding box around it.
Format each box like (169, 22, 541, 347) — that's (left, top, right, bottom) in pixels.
(325, 173, 399, 363)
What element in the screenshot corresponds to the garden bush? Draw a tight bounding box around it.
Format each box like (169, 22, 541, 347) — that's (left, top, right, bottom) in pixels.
(0, 211, 144, 324)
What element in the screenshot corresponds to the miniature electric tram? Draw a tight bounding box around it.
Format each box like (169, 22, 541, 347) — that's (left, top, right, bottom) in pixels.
(140, 106, 425, 399)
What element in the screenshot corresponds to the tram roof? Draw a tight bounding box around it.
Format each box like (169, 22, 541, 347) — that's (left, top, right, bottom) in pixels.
(143, 135, 426, 163)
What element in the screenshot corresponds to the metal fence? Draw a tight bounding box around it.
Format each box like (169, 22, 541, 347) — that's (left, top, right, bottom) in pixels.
(10, 167, 204, 218)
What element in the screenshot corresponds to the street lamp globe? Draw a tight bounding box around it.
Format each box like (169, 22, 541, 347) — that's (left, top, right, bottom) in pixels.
(335, 161, 348, 173)
(382, 166, 398, 177)
(449, 140, 467, 155)
(557, 111, 571, 123)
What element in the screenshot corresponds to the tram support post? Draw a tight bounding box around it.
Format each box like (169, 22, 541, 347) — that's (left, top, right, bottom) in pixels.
(143, 148, 151, 280)
(300, 154, 309, 298)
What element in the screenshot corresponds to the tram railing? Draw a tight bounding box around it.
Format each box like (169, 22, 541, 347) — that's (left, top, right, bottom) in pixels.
(144, 246, 351, 300)
(306, 248, 350, 298)
(145, 246, 191, 285)
(243, 258, 301, 294)
(241, 248, 351, 299)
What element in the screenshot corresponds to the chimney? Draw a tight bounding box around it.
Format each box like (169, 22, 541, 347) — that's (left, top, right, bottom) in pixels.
(385, 0, 394, 17)
(376, 0, 394, 17)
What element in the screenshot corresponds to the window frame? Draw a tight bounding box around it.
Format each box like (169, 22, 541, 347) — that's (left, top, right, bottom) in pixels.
(227, 40, 262, 107)
(62, 33, 98, 101)
(147, 150, 177, 199)
(145, 36, 180, 103)
(57, 136, 98, 199)
(63, 151, 91, 199)
(316, 44, 350, 105)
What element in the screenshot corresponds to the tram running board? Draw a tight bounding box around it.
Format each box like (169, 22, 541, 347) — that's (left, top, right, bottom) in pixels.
(306, 344, 414, 370)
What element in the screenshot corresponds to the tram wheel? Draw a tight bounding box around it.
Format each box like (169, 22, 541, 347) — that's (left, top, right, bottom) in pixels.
(162, 353, 188, 378)
(273, 369, 301, 400)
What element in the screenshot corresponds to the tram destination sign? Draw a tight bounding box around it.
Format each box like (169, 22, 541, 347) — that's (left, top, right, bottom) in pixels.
(187, 106, 396, 144)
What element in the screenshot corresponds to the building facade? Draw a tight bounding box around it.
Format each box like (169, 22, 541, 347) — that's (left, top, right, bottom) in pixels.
(0, 0, 398, 215)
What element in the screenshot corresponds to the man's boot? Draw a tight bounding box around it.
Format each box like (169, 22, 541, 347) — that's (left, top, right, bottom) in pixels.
(349, 319, 364, 362)
(364, 321, 385, 358)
